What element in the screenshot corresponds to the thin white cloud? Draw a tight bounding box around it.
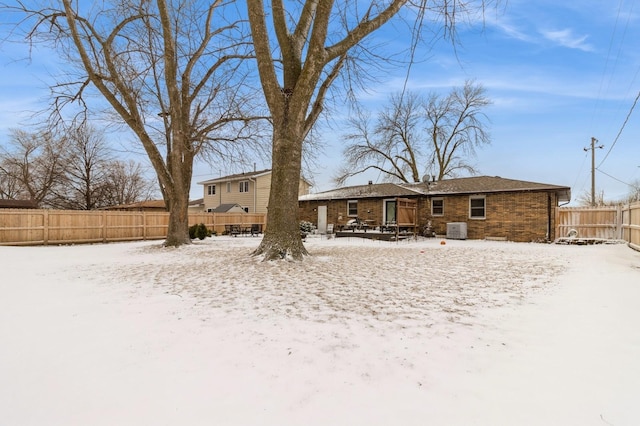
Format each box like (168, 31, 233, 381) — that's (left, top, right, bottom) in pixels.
(540, 28, 594, 52)
(492, 19, 535, 44)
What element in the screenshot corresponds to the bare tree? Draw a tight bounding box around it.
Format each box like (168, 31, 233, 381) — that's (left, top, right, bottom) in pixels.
(247, 1, 490, 260)
(0, 129, 68, 207)
(0, 160, 23, 200)
(0, 126, 155, 209)
(46, 124, 155, 209)
(336, 82, 491, 185)
(626, 179, 640, 204)
(335, 91, 425, 185)
(51, 124, 113, 210)
(104, 159, 156, 206)
(5, 0, 258, 246)
(575, 188, 612, 206)
(426, 80, 491, 180)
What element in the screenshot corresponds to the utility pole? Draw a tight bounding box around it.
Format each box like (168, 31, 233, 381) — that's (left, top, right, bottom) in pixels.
(584, 137, 604, 206)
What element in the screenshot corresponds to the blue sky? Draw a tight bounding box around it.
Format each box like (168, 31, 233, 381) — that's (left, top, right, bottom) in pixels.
(1, 0, 639, 204)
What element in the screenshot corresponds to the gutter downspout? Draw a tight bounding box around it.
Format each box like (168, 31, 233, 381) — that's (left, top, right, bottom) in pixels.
(553, 191, 572, 241)
(547, 193, 552, 241)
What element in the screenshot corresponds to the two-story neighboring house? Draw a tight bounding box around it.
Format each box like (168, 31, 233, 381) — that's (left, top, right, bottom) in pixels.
(198, 169, 311, 214)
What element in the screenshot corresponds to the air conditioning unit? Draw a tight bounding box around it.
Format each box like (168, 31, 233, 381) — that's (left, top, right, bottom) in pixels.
(446, 222, 467, 240)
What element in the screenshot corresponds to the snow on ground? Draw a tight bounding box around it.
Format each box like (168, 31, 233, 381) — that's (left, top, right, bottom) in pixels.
(1, 235, 639, 425)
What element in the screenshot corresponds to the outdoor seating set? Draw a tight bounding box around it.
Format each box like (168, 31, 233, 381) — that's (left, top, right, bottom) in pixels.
(225, 224, 263, 237)
(338, 218, 403, 233)
(339, 217, 375, 232)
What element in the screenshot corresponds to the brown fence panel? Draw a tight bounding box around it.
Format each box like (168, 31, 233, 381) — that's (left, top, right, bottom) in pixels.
(623, 202, 640, 250)
(143, 212, 171, 240)
(46, 210, 103, 244)
(396, 198, 417, 227)
(0, 209, 266, 246)
(556, 206, 621, 239)
(0, 209, 46, 245)
(105, 211, 146, 242)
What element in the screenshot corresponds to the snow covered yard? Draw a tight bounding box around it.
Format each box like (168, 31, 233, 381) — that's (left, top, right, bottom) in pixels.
(1, 236, 639, 425)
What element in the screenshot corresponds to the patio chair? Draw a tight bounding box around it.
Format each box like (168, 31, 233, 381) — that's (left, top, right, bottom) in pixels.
(250, 224, 262, 236)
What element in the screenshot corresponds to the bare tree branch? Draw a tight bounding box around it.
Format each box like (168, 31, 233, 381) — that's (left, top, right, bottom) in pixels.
(337, 81, 491, 185)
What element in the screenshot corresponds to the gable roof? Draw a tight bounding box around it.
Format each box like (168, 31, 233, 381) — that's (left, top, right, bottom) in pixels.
(300, 176, 571, 203)
(408, 176, 571, 201)
(210, 203, 245, 213)
(299, 182, 423, 201)
(197, 169, 272, 185)
(197, 169, 313, 187)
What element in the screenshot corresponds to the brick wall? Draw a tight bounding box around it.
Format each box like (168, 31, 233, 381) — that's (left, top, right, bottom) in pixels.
(300, 190, 559, 242)
(422, 191, 558, 242)
(299, 198, 385, 228)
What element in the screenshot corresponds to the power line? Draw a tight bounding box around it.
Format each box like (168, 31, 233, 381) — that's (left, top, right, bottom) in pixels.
(596, 167, 636, 187)
(597, 89, 640, 168)
(590, 0, 626, 129)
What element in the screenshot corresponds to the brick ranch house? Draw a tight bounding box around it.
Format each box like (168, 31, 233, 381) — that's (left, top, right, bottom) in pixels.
(298, 176, 571, 242)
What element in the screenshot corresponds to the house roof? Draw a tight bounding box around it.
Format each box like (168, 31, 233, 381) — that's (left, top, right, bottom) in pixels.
(409, 176, 571, 201)
(300, 176, 571, 203)
(189, 198, 204, 206)
(197, 169, 272, 185)
(299, 182, 423, 201)
(0, 199, 39, 209)
(197, 169, 313, 187)
(210, 203, 245, 213)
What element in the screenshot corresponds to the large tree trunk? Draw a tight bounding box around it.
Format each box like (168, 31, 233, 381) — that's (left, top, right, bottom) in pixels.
(163, 136, 193, 247)
(165, 191, 191, 247)
(253, 130, 308, 260)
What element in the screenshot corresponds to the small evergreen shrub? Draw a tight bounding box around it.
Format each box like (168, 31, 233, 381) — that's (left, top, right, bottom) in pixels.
(299, 220, 315, 241)
(299, 221, 314, 233)
(189, 223, 211, 240)
(189, 224, 198, 239)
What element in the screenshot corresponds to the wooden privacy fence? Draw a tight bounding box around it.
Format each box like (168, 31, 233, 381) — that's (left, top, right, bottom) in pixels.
(556, 202, 640, 250)
(0, 209, 266, 246)
(622, 202, 640, 251)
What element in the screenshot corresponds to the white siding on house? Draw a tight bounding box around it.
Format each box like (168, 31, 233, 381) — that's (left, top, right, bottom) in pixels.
(200, 170, 311, 214)
(254, 174, 271, 213)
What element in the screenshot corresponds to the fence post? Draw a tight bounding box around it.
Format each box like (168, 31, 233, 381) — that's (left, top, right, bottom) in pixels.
(102, 210, 107, 243)
(616, 205, 623, 240)
(43, 210, 49, 245)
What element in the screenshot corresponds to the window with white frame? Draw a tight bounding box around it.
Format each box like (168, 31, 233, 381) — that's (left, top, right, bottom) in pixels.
(347, 200, 358, 217)
(431, 198, 444, 216)
(239, 180, 249, 193)
(469, 196, 486, 219)
(226, 182, 231, 192)
(207, 185, 216, 196)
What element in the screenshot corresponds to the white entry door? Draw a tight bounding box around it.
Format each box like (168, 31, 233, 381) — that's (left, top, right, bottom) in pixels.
(317, 205, 327, 233)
